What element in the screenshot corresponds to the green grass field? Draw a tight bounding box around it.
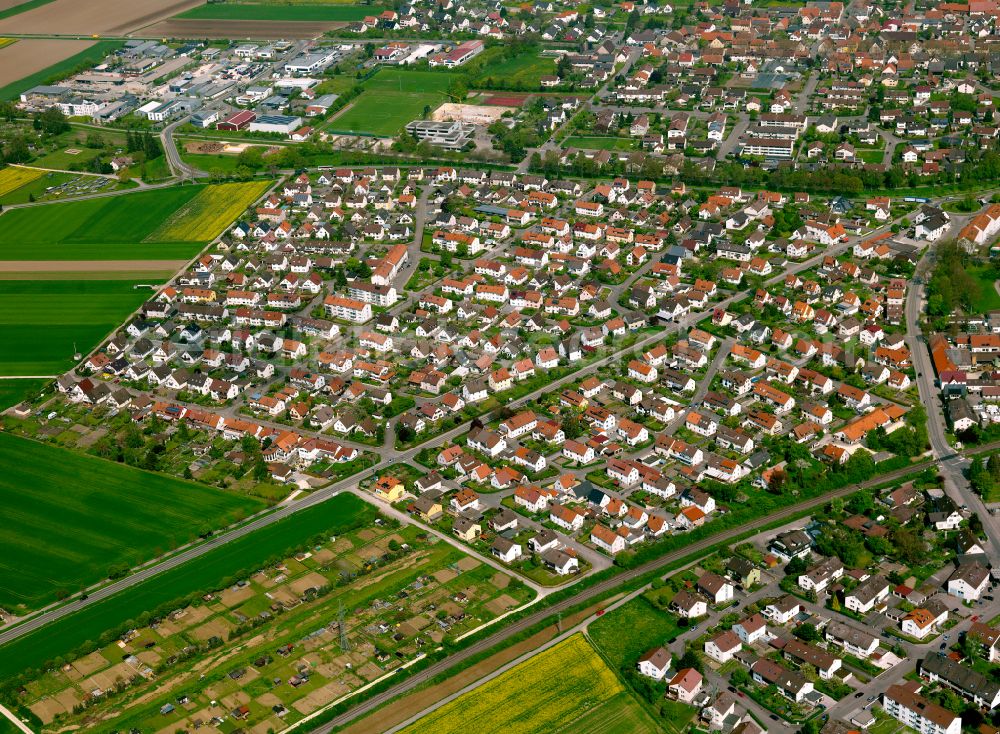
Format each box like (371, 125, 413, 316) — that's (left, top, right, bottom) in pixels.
(176, 3, 383, 20)
(331, 92, 443, 136)
(0, 183, 254, 260)
(0, 41, 122, 101)
(474, 50, 557, 88)
(568, 691, 662, 734)
(0, 280, 152, 375)
(564, 136, 638, 151)
(0, 171, 85, 205)
(363, 68, 459, 93)
(967, 265, 1000, 313)
(0, 0, 55, 20)
(0, 378, 50, 410)
(0, 493, 374, 679)
(30, 146, 103, 171)
(179, 151, 244, 174)
(588, 596, 683, 669)
(0, 433, 266, 610)
(328, 69, 461, 136)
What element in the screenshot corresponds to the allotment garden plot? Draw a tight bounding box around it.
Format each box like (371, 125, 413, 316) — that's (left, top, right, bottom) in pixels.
(13, 519, 533, 733)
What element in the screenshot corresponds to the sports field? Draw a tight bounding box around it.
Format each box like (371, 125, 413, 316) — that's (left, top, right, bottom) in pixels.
(0, 432, 266, 611)
(0, 279, 152, 374)
(0, 493, 374, 679)
(329, 69, 461, 136)
(401, 634, 659, 734)
(176, 2, 381, 20)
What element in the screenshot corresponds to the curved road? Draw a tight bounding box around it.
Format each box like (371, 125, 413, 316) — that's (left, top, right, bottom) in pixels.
(161, 116, 208, 180)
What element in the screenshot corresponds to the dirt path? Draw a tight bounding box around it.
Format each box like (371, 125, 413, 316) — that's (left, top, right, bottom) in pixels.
(0, 259, 186, 272)
(335, 598, 617, 734)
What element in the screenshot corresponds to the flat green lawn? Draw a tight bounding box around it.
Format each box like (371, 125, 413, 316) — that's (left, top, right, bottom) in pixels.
(588, 596, 683, 668)
(0, 493, 374, 680)
(856, 149, 884, 164)
(570, 691, 662, 734)
(0, 183, 231, 260)
(968, 265, 1000, 313)
(474, 50, 557, 89)
(30, 146, 103, 171)
(176, 3, 383, 20)
(331, 91, 443, 136)
(327, 68, 463, 136)
(564, 136, 638, 151)
(0, 280, 152, 374)
(179, 151, 244, 173)
(363, 68, 460, 94)
(659, 699, 698, 734)
(0, 432, 267, 611)
(0, 377, 50, 410)
(0, 171, 78, 204)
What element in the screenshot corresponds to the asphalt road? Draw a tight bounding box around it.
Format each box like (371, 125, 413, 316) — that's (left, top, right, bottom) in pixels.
(906, 247, 1000, 564)
(0, 195, 917, 647)
(308, 454, 963, 734)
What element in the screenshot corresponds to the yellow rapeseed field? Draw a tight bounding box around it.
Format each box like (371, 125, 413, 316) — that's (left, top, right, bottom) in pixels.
(146, 181, 270, 243)
(0, 166, 44, 198)
(401, 635, 624, 734)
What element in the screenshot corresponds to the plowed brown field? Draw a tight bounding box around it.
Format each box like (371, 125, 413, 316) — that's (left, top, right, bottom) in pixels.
(0, 0, 202, 34)
(0, 39, 93, 87)
(140, 17, 345, 38)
